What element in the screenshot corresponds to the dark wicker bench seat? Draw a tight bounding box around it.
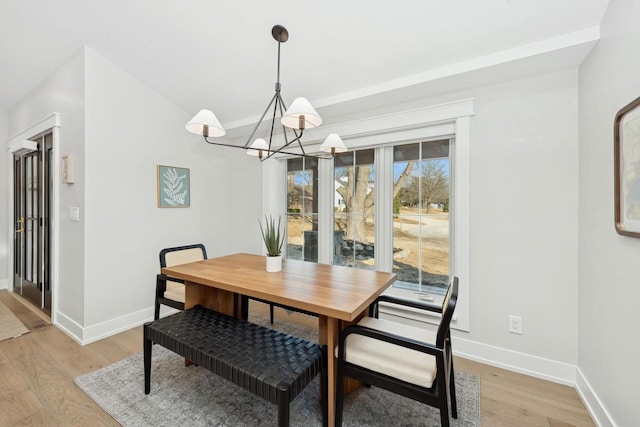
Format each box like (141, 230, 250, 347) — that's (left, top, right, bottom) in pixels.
(144, 305, 327, 427)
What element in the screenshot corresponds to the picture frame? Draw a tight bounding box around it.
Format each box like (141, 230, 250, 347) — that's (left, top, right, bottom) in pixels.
(157, 165, 190, 208)
(614, 96, 640, 237)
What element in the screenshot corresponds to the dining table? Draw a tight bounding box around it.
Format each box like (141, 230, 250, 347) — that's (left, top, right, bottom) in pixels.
(161, 252, 396, 426)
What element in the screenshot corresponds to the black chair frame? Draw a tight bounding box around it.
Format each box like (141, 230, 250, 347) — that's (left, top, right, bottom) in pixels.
(156, 244, 282, 324)
(155, 243, 207, 320)
(336, 278, 459, 427)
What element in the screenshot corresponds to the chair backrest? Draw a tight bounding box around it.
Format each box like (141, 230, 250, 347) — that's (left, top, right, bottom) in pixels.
(435, 276, 458, 347)
(159, 244, 207, 268)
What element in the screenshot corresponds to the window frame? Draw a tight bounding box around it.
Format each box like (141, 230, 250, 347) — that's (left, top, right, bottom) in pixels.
(285, 157, 319, 262)
(390, 140, 452, 297)
(266, 99, 472, 331)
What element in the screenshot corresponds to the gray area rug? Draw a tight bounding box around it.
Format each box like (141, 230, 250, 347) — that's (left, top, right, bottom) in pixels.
(75, 313, 480, 426)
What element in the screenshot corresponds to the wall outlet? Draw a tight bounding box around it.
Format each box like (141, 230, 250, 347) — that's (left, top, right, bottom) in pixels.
(508, 315, 522, 334)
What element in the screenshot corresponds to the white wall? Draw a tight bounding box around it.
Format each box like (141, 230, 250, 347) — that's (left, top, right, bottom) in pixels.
(578, 0, 640, 425)
(5, 46, 262, 342)
(0, 109, 7, 290)
(82, 47, 261, 334)
(8, 49, 86, 324)
(322, 70, 580, 379)
(465, 70, 579, 369)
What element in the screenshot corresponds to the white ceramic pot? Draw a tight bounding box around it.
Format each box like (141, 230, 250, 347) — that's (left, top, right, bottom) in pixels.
(266, 255, 282, 272)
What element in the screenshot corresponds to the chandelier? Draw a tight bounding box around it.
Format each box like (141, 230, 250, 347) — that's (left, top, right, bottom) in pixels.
(185, 25, 348, 161)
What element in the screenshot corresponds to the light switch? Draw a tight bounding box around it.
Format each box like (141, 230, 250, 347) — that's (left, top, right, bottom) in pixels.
(70, 207, 80, 222)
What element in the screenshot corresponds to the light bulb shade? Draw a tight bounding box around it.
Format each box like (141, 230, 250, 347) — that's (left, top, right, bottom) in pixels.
(320, 133, 348, 154)
(246, 138, 270, 157)
(185, 109, 226, 137)
(281, 97, 322, 129)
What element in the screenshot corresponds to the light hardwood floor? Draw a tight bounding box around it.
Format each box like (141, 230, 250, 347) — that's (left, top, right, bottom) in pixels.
(0, 291, 594, 426)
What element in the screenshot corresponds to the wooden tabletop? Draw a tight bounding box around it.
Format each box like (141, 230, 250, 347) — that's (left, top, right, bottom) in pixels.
(161, 253, 396, 321)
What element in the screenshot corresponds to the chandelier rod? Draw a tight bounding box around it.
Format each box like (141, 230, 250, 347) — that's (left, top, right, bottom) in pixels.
(243, 92, 278, 149)
(204, 136, 329, 160)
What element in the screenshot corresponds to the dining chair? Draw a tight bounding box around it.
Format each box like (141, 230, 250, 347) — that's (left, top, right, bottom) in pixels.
(335, 277, 459, 427)
(156, 245, 277, 324)
(154, 243, 207, 320)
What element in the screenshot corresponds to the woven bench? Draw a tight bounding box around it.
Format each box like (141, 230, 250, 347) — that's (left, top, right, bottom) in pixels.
(143, 305, 327, 427)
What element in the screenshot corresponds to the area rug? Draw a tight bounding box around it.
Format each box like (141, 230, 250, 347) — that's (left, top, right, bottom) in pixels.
(75, 314, 480, 426)
(0, 299, 29, 342)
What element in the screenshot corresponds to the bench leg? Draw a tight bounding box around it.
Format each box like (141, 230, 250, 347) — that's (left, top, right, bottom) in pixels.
(144, 323, 152, 394)
(239, 295, 249, 320)
(278, 389, 290, 427)
(335, 351, 345, 427)
(320, 345, 328, 427)
(270, 304, 274, 324)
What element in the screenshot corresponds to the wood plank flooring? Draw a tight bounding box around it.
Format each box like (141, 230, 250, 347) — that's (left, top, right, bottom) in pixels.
(0, 291, 595, 426)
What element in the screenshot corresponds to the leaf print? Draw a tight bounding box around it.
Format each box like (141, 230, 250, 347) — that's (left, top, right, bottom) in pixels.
(161, 167, 188, 206)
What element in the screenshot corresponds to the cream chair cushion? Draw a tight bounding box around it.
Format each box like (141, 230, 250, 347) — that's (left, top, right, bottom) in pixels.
(162, 247, 204, 304)
(164, 248, 205, 267)
(341, 317, 438, 388)
(164, 281, 185, 303)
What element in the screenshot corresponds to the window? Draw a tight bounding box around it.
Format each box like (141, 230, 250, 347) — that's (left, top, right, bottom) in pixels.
(271, 100, 472, 330)
(286, 157, 318, 262)
(333, 149, 376, 268)
(393, 141, 450, 296)
(330, 142, 450, 299)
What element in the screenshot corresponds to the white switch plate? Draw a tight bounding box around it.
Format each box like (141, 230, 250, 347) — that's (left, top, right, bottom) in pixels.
(70, 207, 80, 221)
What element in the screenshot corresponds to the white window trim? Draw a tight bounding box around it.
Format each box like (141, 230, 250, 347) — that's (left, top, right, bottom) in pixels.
(266, 99, 473, 331)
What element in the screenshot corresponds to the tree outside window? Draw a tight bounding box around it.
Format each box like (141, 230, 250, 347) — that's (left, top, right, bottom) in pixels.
(334, 149, 375, 268)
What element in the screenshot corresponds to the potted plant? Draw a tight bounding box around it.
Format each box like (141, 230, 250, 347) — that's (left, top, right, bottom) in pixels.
(259, 214, 284, 272)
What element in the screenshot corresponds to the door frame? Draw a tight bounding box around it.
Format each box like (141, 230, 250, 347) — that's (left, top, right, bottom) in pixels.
(7, 113, 60, 323)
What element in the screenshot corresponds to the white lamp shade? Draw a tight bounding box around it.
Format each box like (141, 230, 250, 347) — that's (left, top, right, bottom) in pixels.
(246, 138, 270, 157)
(281, 97, 322, 129)
(185, 109, 226, 137)
(320, 133, 348, 154)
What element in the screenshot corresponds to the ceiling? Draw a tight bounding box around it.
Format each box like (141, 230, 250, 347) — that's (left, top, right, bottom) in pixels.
(0, 0, 610, 134)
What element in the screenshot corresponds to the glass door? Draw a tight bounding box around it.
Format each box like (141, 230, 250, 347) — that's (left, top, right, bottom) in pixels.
(13, 133, 52, 315)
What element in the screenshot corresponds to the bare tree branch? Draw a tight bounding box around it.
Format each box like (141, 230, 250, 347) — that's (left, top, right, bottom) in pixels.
(393, 160, 415, 195)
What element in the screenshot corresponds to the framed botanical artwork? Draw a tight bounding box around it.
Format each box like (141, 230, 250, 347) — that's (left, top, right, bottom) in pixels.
(614, 96, 640, 237)
(157, 165, 190, 208)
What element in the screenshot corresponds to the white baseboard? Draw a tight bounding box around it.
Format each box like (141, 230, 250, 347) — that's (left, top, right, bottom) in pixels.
(452, 336, 577, 386)
(55, 311, 84, 345)
(80, 306, 154, 345)
(381, 307, 577, 386)
(0, 278, 8, 290)
(54, 306, 180, 346)
(575, 368, 617, 427)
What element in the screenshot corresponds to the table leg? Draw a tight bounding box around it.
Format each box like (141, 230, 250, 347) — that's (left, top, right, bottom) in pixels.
(319, 315, 338, 427)
(184, 282, 235, 315)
